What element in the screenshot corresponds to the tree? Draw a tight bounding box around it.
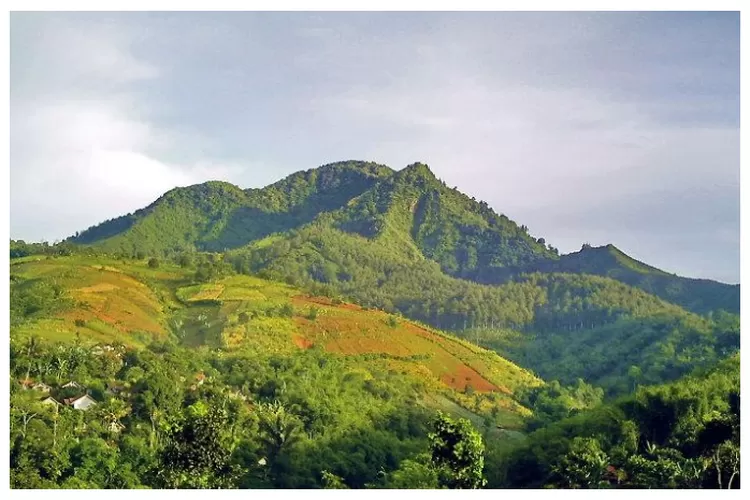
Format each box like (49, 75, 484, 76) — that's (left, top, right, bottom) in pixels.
(382, 454, 439, 489)
(321, 470, 348, 489)
(628, 365, 642, 392)
(307, 306, 319, 321)
(428, 412, 486, 489)
(550, 437, 609, 489)
(148, 258, 160, 269)
(156, 401, 240, 488)
(257, 400, 303, 460)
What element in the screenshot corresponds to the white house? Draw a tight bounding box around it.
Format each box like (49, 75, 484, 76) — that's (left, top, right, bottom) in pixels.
(62, 381, 81, 389)
(64, 394, 98, 411)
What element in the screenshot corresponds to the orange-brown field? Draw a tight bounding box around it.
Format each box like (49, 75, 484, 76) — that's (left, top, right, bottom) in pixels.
(291, 296, 521, 393)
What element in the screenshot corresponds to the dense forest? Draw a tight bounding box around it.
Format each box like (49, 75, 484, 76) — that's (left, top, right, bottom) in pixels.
(9, 160, 741, 489)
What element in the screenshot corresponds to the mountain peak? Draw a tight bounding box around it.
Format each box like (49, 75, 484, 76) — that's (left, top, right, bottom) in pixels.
(400, 161, 435, 177)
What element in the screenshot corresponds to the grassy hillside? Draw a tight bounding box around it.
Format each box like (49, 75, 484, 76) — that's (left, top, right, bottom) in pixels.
(10, 254, 540, 429)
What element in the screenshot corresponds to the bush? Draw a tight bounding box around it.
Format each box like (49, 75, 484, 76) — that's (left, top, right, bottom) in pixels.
(148, 258, 160, 269)
(307, 306, 319, 321)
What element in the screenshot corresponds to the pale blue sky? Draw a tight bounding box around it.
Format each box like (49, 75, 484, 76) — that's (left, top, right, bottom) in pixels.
(10, 12, 740, 283)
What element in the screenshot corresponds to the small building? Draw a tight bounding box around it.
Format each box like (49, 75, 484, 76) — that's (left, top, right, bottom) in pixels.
(64, 394, 98, 411)
(32, 382, 52, 393)
(62, 381, 81, 389)
(19, 378, 34, 390)
(41, 396, 62, 407)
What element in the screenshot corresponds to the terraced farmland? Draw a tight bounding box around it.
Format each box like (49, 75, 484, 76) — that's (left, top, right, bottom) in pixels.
(11, 255, 541, 428)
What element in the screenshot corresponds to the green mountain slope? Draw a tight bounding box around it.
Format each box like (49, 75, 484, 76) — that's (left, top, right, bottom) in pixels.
(71, 161, 394, 254)
(68, 160, 738, 317)
(516, 244, 739, 314)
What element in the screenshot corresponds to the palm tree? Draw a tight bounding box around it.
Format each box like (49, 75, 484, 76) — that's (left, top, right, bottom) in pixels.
(22, 335, 40, 382)
(54, 355, 69, 382)
(257, 400, 303, 460)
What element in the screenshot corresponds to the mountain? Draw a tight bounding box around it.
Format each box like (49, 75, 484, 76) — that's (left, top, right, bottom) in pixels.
(72, 161, 394, 254)
(59, 160, 739, 394)
(71, 161, 556, 273)
(68, 160, 738, 316)
(542, 244, 740, 314)
(10, 158, 741, 489)
(477, 243, 738, 315)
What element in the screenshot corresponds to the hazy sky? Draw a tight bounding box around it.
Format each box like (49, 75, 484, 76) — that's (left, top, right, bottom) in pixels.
(10, 12, 740, 283)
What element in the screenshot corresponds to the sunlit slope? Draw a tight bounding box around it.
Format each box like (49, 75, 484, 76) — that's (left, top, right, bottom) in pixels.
(10, 255, 540, 427)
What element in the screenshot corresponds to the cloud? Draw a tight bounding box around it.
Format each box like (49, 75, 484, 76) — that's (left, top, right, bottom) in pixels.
(10, 14, 240, 242)
(9, 12, 739, 283)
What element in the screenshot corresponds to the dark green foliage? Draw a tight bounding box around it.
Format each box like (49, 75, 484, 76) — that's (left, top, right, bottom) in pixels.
(493, 311, 739, 396)
(516, 379, 604, 430)
(147, 258, 159, 269)
(156, 401, 239, 488)
(428, 412, 486, 489)
(549, 437, 610, 488)
(497, 356, 740, 489)
(503, 244, 739, 315)
(10, 338, 433, 489)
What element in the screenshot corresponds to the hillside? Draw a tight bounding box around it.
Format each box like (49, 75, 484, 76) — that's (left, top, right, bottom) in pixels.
(491, 354, 740, 488)
(10, 254, 540, 428)
(70, 161, 395, 255)
(500, 244, 739, 315)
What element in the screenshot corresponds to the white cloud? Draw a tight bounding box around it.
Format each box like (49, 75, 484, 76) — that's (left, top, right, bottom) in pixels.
(9, 12, 739, 282)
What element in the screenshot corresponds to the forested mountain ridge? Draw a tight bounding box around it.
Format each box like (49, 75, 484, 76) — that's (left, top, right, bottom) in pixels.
(491, 244, 739, 315)
(71, 161, 395, 254)
(66, 160, 738, 317)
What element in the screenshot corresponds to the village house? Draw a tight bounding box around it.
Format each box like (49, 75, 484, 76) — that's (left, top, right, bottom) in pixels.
(63, 394, 98, 411)
(62, 381, 81, 389)
(41, 396, 62, 407)
(19, 378, 34, 390)
(32, 382, 52, 393)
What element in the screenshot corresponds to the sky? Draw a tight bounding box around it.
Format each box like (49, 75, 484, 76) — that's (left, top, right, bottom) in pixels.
(9, 11, 740, 283)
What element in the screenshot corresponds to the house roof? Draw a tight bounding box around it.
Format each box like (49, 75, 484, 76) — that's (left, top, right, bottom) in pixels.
(63, 394, 97, 406)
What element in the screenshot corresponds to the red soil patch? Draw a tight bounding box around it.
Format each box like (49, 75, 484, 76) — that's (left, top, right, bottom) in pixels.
(293, 335, 314, 349)
(293, 309, 501, 394)
(439, 363, 499, 392)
